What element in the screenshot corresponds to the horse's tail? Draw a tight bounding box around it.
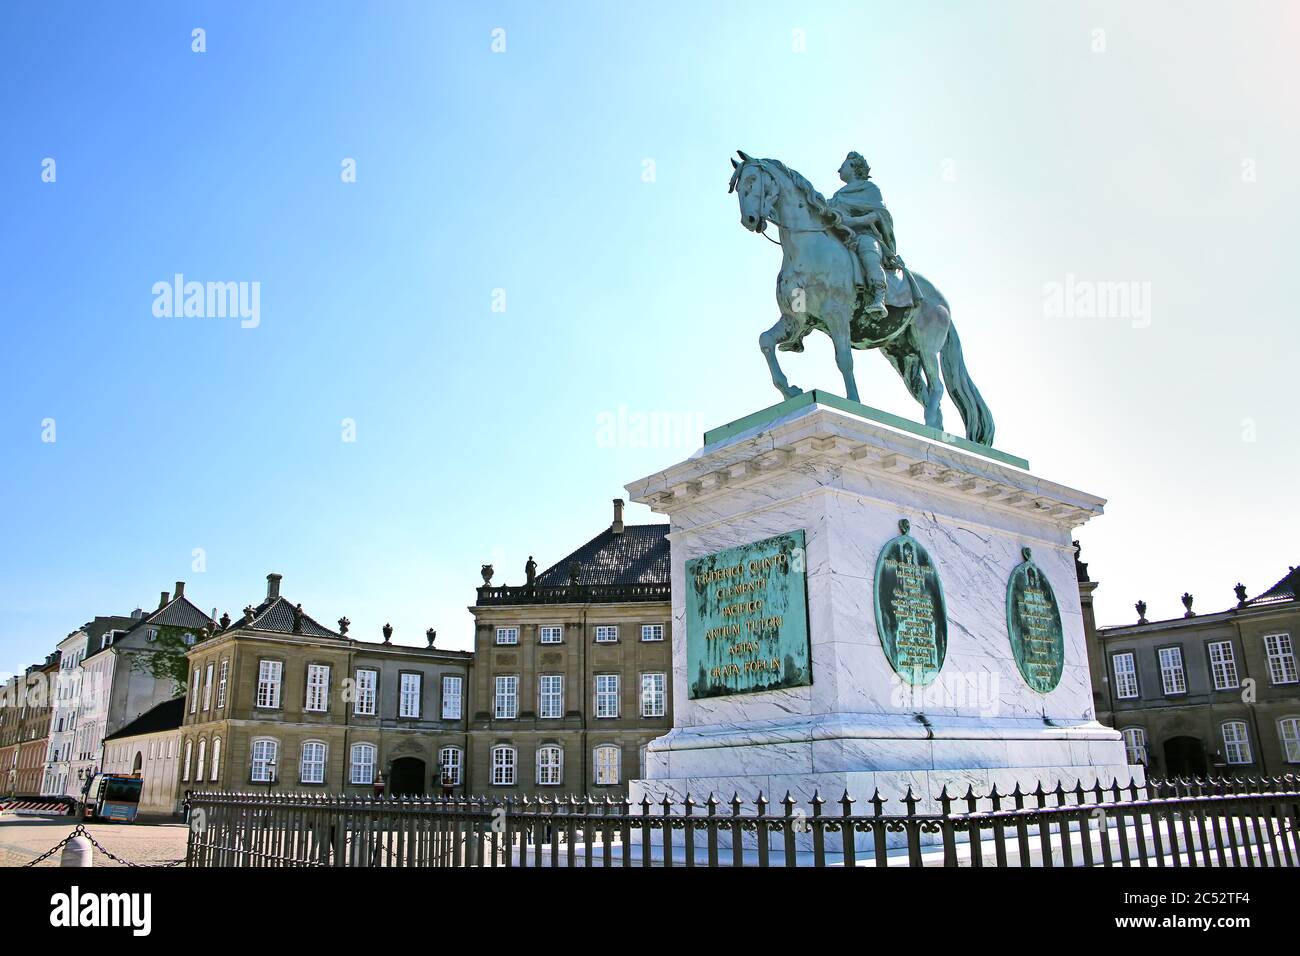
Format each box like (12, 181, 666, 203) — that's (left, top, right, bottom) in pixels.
(940, 322, 995, 446)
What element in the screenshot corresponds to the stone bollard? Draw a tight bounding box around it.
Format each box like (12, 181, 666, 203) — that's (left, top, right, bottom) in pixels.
(60, 835, 93, 867)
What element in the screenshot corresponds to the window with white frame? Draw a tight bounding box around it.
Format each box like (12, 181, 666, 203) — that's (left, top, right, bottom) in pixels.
(251, 738, 278, 782)
(350, 743, 376, 785)
(1265, 633, 1298, 685)
(440, 747, 462, 786)
(305, 664, 330, 713)
(494, 675, 518, 719)
(641, 624, 665, 642)
(539, 674, 564, 719)
(594, 745, 620, 785)
(202, 662, 214, 710)
(537, 745, 563, 786)
(190, 668, 201, 713)
(216, 659, 229, 708)
(1158, 646, 1186, 695)
(496, 626, 519, 645)
(399, 673, 422, 718)
(595, 674, 620, 718)
(181, 739, 192, 781)
(354, 669, 377, 716)
(1280, 718, 1300, 764)
(491, 745, 516, 786)
(441, 675, 462, 719)
(300, 741, 326, 784)
(539, 625, 563, 644)
(1222, 721, 1252, 765)
(1112, 652, 1139, 699)
(1121, 727, 1147, 765)
(195, 739, 206, 782)
(1207, 640, 1239, 690)
(640, 672, 666, 717)
(211, 737, 221, 781)
(256, 660, 283, 709)
(595, 625, 619, 643)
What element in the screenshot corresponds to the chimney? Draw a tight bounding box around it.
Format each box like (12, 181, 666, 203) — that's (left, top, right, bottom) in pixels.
(266, 573, 283, 601)
(158, 591, 169, 609)
(612, 497, 625, 534)
(174, 581, 185, 599)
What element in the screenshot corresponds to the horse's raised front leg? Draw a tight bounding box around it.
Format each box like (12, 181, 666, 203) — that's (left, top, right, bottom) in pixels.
(759, 316, 803, 399)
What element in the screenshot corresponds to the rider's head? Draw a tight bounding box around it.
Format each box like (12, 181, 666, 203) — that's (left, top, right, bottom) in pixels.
(840, 151, 871, 183)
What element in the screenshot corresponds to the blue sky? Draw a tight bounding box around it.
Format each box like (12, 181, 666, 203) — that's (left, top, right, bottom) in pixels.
(2, 1, 1297, 669)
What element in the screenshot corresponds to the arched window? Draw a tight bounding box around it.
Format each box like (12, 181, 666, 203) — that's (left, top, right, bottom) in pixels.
(491, 745, 516, 786)
(439, 747, 462, 786)
(594, 745, 620, 786)
(210, 737, 222, 782)
(536, 745, 563, 786)
(300, 741, 327, 784)
(181, 739, 192, 782)
(350, 743, 377, 785)
(1280, 717, 1300, 764)
(1221, 720, 1252, 765)
(195, 738, 207, 783)
(1120, 727, 1147, 765)
(251, 738, 278, 783)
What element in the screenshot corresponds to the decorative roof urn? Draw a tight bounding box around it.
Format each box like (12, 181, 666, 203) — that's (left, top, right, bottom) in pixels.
(1135, 600, 1148, 625)
(338, 616, 350, 636)
(1181, 592, 1195, 618)
(426, 627, 437, 647)
(481, 564, 494, 586)
(382, 622, 393, 644)
(1234, 583, 1248, 609)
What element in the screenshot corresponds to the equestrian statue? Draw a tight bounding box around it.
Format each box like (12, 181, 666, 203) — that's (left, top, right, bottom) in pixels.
(728, 150, 995, 446)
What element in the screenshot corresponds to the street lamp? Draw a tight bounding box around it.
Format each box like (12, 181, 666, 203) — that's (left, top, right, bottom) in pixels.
(265, 760, 277, 795)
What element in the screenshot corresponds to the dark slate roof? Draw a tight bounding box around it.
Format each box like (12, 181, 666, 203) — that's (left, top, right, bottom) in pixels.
(80, 614, 151, 662)
(240, 596, 341, 639)
(1246, 565, 1299, 608)
(535, 524, 669, 587)
(103, 697, 185, 742)
(147, 596, 216, 631)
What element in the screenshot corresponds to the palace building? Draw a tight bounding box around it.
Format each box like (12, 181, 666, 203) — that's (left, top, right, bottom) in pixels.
(1081, 553, 1300, 778)
(467, 499, 672, 797)
(180, 573, 471, 798)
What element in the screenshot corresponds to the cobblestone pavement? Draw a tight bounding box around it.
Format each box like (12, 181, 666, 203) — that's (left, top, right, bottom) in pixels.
(0, 814, 190, 867)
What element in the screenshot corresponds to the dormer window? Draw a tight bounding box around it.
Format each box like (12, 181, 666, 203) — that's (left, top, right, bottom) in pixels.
(147, 628, 158, 642)
(183, 632, 196, 646)
(100, 634, 112, 650)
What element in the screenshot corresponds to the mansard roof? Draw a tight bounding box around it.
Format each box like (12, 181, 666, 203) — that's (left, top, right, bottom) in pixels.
(1246, 565, 1299, 608)
(237, 596, 342, 639)
(535, 524, 669, 587)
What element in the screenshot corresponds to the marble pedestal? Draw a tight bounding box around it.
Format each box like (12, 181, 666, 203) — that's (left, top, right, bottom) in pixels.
(626, 393, 1133, 832)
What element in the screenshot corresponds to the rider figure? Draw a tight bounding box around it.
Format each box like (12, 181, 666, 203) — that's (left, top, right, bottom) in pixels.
(829, 151, 899, 320)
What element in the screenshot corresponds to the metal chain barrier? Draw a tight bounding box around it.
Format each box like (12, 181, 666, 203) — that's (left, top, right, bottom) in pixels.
(19, 824, 186, 868)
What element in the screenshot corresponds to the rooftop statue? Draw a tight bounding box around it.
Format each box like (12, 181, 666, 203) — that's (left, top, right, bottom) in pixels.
(729, 150, 995, 446)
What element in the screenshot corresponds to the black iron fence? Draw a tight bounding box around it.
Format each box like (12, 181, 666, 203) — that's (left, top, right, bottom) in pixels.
(186, 774, 1300, 868)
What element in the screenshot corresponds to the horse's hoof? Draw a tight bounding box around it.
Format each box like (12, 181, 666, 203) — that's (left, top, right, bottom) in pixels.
(783, 386, 803, 398)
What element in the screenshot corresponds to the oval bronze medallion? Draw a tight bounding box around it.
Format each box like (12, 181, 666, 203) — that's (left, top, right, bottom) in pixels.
(873, 519, 947, 686)
(1005, 547, 1065, 693)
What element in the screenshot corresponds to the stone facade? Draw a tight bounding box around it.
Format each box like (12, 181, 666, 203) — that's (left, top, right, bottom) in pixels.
(181, 574, 472, 798)
(468, 500, 672, 797)
(1082, 561, 1300, 777)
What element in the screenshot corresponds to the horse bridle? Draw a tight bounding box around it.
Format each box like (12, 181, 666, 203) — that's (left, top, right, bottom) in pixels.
(732, 158, 826, 246)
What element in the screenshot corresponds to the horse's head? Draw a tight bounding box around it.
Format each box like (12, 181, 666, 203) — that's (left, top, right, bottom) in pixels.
(729, 150, 775, 233)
